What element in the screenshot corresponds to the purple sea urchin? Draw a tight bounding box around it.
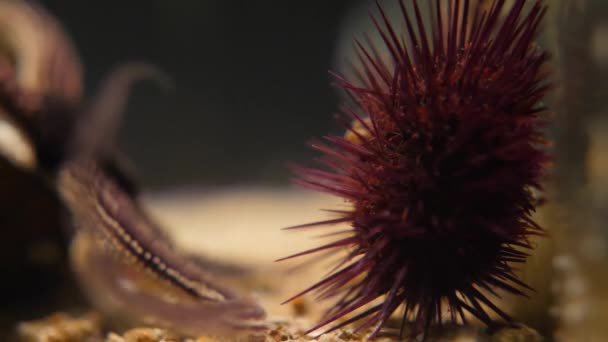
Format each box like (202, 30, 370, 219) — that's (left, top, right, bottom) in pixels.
(283, 0, 551, 338)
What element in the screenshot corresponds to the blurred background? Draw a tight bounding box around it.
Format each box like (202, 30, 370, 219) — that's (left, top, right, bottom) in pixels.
(44, 0, 362, 189)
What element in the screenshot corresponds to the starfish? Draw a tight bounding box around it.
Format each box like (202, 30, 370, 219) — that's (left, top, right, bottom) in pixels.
(0, 0, 265, 337)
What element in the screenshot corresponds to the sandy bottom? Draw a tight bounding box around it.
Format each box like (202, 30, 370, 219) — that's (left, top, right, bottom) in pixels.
(17, 188, 548, 341)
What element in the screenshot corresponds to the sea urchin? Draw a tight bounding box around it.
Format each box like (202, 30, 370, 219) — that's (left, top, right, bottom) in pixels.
(282, 0, 551, 338)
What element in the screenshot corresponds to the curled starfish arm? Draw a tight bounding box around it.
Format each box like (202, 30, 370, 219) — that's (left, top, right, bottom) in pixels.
(69, 63, 173, 162)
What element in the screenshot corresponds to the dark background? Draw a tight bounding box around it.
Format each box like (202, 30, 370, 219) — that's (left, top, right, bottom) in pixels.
(44, 0, 361, 189)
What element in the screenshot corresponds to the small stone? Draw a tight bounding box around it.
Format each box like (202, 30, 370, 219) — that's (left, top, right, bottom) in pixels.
(290, 298, 308, 317)
(337, 330, 357, 341)
(16, 312, 102, 342)
(112, 327, 180, 342)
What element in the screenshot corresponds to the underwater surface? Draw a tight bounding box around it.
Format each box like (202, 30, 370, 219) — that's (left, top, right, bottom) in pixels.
(0, 0, 607, 341)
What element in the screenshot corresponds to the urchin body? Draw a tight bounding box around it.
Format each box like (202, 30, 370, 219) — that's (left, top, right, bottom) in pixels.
(284, 0, 550, 338)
